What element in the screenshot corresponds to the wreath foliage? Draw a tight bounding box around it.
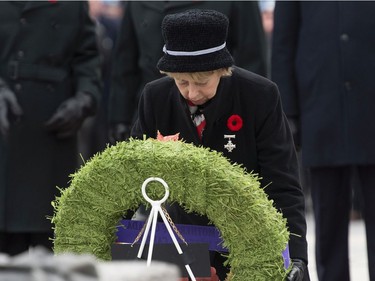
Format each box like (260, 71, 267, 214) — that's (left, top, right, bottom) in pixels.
(52, 138, 290, 280)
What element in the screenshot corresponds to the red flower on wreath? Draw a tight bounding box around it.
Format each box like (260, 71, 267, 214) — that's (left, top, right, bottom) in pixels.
(227, 114, 243, 131)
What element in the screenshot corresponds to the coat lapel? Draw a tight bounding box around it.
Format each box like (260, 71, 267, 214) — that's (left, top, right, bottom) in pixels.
(174, 74, 234, 145)
(176, 93, 201, 144)
(200, 75, 233, 141)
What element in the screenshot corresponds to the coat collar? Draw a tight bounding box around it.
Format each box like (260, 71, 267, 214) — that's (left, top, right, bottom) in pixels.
(176, 74, 233, 126)
(199, 75, 233, 126)
(175, 71, 234, 143)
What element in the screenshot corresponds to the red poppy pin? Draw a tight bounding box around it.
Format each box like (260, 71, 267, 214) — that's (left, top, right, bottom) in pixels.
(227, 114, 243, 132)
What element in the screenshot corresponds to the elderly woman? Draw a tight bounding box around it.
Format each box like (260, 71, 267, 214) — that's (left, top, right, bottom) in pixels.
(131, 9, 310, 281)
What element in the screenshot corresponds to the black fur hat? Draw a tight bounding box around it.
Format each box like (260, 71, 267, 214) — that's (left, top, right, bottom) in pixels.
(157, 9, 234, 73)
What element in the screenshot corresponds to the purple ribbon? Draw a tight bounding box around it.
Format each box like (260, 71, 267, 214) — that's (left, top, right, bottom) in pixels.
(117, 219, 226, 252)
(282, 243, 291, 269)
(116, 219, 290, 269)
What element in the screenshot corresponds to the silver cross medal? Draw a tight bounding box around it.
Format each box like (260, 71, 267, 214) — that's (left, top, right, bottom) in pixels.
(224, 134, 236, 152)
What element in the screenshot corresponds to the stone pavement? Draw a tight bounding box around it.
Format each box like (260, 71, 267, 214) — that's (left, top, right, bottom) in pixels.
(306, 213, 369, 281)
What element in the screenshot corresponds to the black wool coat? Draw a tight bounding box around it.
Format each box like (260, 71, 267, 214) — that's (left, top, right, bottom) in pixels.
(0, 1, 101, 232)
(131, 67, 308, 262)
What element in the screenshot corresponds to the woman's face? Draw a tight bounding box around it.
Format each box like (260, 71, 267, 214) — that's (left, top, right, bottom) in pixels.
(173, 72, 222, 105)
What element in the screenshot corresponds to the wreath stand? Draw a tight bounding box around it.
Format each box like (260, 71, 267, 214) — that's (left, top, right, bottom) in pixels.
(138, 177, 196, 281)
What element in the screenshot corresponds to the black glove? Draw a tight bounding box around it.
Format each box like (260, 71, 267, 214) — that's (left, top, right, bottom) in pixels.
(286, 259, 307, 281)
(45, 91, 96, 139)
(108, 123, 131, 144)
(0, 78, 23, 137)
(287, 117, 301, 150)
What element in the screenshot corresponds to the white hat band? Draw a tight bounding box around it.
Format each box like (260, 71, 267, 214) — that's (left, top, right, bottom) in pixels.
(163, 42, 226, 56)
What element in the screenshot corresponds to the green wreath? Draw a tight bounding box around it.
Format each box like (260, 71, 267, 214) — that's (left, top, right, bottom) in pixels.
(52, 139, 290, 280)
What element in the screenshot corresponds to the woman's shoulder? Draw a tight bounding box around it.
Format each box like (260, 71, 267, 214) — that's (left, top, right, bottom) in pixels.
(232, 66, 276, 89)
(143, 76, 175, 93)
(230, 67, 279, 102)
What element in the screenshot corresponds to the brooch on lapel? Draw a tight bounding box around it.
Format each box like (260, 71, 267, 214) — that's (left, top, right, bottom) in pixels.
(224, 115, 243, 152)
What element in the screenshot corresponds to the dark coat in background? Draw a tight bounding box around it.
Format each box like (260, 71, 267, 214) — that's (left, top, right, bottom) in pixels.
(109, 1, 267, 126)
(271, 1, 375, 167)
(131, 67, 308, 264)
(0, 1, 101, 232)
(271, 3, 375, 280)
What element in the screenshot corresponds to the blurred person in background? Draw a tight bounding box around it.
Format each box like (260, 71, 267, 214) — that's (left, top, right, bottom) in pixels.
(78, 0, 124, 159)
(0, 1, 101, 255)
(271, 2, 375, 280)
(258, 0, 275, 78)
(258, 0, 313, 212)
